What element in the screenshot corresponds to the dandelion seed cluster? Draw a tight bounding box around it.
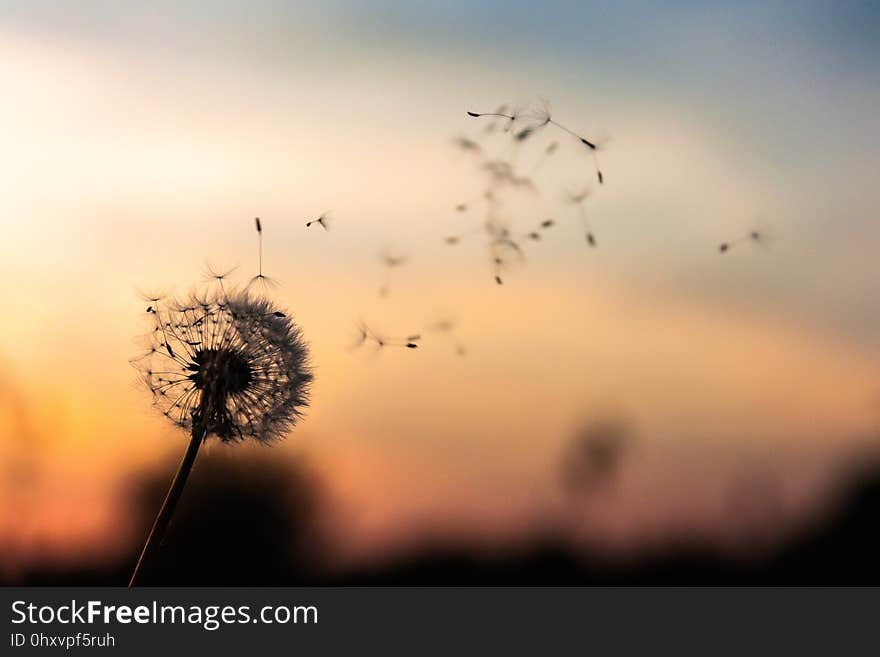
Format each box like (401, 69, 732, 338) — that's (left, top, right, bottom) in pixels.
(450, 98, 609, 283)
(133, 291, 312, 443)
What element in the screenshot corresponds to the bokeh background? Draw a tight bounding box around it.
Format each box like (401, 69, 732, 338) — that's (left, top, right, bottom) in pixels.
(1, 1, 879, 584)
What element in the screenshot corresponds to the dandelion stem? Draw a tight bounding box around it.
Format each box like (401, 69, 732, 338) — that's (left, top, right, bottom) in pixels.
(128, 423, 206, 587)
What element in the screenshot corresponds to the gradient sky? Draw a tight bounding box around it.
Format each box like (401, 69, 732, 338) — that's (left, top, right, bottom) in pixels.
(1, 1, 879, 569)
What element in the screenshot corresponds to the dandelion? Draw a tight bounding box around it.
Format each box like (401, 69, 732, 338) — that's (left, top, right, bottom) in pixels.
(128, 286, 312, 586)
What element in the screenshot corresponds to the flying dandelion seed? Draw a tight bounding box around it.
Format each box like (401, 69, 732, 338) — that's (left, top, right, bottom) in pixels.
(452, 103, 574, 287)
(444, 225, 484, 246)
(564, 186, 598, 247)
(489, 232, 524, 285)
(428, 319, 466, 356)
(530, 141, 559, 176)
(514, 126, 536, 142)
(352, 320, 420, 351)
(248, 217, 278, 290)
(451, 135, 483, 155)
(718, 223, 771, 254)
(467, 105, 518, 132)
(378, 248, 408, 297)
(520, 99, 606, 184)
(483, 160, 534, 190)
(520, 217, 558, 242)
(306, 212, 331, 231)
(129, 284, 312, 586)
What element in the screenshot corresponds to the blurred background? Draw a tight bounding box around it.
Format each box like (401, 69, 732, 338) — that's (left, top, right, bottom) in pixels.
(1, 1, 879, 584)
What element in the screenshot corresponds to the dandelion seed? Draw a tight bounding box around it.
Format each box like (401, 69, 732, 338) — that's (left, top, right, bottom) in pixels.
(428, 318, 467, 356)
(483, 160, 534, 190)
(452, 135, 483, 155)
(565, 186, 599, 247)
(519, 218, 556, 241)
(719, 223, 771, 254)
(514, 126, 535, 142)
(455, 203, 468, 212)
(129, 285, 312, 586)
(203, 262, 238, 298)
(523, 99, 605, 184)
(306, 212, 331, 230)
(352, 320, 421, 352)
(444, 225, 483, 246)
(204, 262, 238, 283)
(530, 141, 559, 176)
(468, 109, 514, 121)
(495, 275, 503, 285)
(248, 217, 279, 290)
(378, 248, 408, 297)
(467, 104, 520, 131)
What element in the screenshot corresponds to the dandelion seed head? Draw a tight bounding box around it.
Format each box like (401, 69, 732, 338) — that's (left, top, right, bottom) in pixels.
(133, 289, 312, 444)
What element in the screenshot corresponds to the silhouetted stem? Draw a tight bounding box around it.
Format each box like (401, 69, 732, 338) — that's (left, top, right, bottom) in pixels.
(128, 424, 206, 587)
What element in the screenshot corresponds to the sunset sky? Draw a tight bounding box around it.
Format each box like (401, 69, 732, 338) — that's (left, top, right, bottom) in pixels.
(1, 1, 879, 571)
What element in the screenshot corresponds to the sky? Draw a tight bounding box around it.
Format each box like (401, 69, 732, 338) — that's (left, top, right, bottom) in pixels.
(1, 1, 879, 570)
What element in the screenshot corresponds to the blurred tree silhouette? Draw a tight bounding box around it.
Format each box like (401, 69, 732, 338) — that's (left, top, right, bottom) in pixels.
(125, 449, 329, 585)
